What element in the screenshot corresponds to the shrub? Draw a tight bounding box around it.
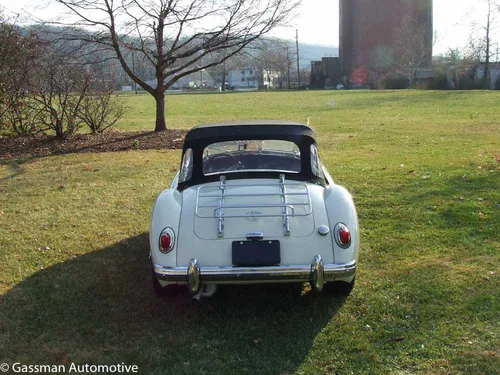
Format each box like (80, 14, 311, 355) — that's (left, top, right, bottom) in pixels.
(0, 15, 38, 135)
(457, 78, 482, 90)
(78, 88, 125, 134)
(384, 78, 410, 89)
(0, 94, 43, 136)
(427, 75, 450, 90)
(29, 52, 92, 138)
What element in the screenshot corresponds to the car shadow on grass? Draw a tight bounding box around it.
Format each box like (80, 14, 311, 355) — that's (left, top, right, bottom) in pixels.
(1, 232, 347, 374)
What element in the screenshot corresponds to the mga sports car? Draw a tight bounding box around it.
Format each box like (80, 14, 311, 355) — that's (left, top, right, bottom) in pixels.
(150, 121, 359, 297)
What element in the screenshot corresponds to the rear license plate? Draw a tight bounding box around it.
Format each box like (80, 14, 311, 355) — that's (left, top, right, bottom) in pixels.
(232, 240, 280, 267)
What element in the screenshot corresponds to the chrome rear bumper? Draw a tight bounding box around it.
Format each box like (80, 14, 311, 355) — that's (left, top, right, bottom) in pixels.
(153, 255, 356, 293)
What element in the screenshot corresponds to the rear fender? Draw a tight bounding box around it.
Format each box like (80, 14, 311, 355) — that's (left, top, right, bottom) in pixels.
(323, 184, 359, 265)
(150, 188, 182, 267)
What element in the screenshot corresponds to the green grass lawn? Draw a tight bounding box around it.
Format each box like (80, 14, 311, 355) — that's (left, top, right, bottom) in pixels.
(1, 90, 499, 374)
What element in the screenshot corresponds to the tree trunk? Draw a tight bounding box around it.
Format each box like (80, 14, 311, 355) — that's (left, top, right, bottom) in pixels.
(154, 91, 167, 132)
(56, 122, 64, 138)
(408, 74, 414, 89)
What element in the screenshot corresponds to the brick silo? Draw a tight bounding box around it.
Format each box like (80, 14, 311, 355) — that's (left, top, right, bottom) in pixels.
(339, 0, 433, 75)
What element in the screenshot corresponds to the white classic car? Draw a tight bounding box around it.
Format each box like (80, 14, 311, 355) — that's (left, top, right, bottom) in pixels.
(150, 121, 359, 297)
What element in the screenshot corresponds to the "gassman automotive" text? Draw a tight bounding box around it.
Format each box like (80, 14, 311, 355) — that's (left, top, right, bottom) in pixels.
(10, 363, 139, 373)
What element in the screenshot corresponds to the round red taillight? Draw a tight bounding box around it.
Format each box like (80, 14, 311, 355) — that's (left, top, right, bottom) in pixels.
(159, 228, 175, 253)
(160, 233, 171, 249)
(335, 223, 351, 248)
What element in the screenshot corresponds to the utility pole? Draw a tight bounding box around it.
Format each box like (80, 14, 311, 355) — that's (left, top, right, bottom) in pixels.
(483, 0, 491, 89)
(286, 46, 291, 90)
(296, 29, 300, 89)
(222, 61, 227, 92)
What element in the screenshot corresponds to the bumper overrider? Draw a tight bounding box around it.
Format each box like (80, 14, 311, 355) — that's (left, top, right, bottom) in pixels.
(154, 255, 356, 294)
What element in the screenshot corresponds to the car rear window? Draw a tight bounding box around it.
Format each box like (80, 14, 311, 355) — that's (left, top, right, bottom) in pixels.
(203, 140, 301, 175)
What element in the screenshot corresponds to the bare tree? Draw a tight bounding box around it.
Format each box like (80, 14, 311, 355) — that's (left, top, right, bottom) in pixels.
(49, 0, 300, 132)
(459, 0, 499, 88)
(477, 0, 499, 88)
(392, 14, 433, 88)
(255, 39, 294, 89)
(369, 45, 394, 88)
(28, 45, 92, 138)
(441, 48, 462, 89)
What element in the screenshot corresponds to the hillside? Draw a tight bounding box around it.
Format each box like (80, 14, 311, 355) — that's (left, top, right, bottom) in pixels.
(298, 43, 339, 67)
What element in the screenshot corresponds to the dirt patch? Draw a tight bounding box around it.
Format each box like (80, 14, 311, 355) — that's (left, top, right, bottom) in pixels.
(0, 130, 188, 160)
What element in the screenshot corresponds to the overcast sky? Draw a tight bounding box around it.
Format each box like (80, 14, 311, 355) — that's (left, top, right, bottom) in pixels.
(0, 0, 494, 56)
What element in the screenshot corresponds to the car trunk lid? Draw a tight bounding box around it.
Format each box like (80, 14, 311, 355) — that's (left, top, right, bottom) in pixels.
(176, 176, 335, 267)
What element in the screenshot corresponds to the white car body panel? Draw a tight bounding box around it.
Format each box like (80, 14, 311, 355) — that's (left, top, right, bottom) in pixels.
(174, 179, 333, 267)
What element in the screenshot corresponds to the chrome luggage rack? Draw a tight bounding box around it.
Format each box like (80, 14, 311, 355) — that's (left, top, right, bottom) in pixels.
(195, 174, 312, 237)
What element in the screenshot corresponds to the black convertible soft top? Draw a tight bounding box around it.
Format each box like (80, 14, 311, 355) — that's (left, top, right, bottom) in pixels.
(178, 121, 325, 190)
(183, 121, 317, 146)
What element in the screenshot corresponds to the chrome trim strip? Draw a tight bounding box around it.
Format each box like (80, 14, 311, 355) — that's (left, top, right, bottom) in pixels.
(246, 232, 264, 240)
(199, 192, 308, 198)
(279, 174, 291, 236)
(213, 204, 298, 219)
(199, 181, 310, 187)
(154, 260, 356, 283)
(195, 178, 312, 220)
(217, 176, 226, 237)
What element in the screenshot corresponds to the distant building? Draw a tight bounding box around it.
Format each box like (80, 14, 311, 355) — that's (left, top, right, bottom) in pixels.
(227, 68, 259, 89)
(310, 57, 342, 89)
(144, 70, 215, 90)
(340, 0, 433, 75)
(475, 63, 500, 89)
(262, 69, 282, 89)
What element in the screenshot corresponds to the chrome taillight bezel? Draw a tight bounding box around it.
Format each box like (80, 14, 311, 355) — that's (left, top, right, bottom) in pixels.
(159, 227, 175, 253)
(334, 223, 351, 249)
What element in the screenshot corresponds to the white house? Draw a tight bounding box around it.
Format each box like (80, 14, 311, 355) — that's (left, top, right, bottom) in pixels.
(226, 67, 283, 89)
(227, 68, 259, 89)
(144, 69, 215, 90)
(262, 69, 282, 89)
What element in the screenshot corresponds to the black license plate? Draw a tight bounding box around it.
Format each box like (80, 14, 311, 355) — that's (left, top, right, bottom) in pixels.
(232, 240, 280, 267)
